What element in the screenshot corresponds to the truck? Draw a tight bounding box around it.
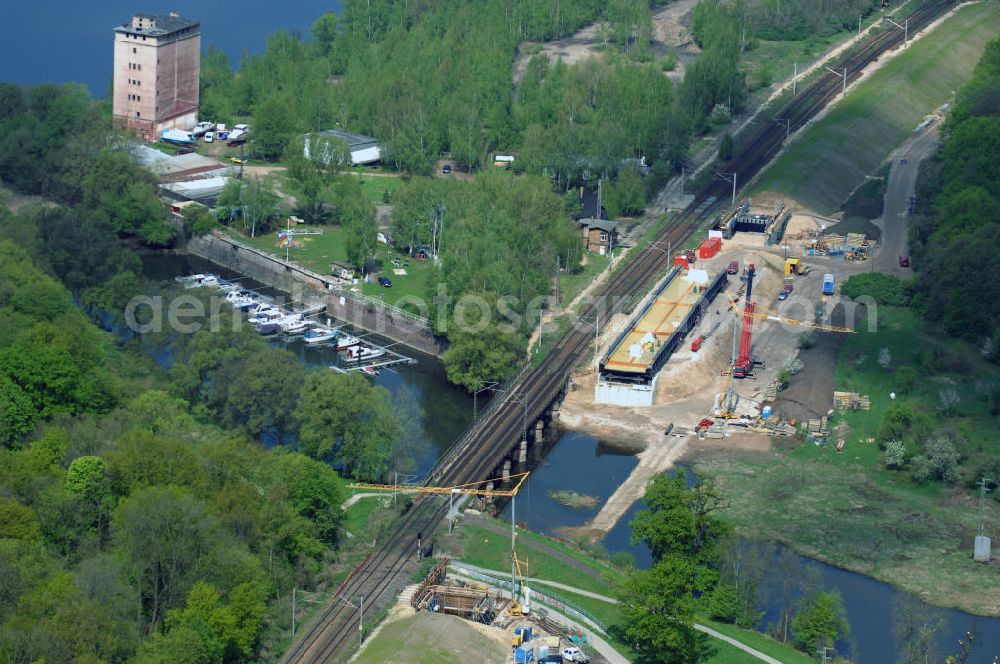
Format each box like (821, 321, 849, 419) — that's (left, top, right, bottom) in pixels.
(822, 273, 835, 296)
(160, 128, 195, 145)
(784, 257, 811, 276)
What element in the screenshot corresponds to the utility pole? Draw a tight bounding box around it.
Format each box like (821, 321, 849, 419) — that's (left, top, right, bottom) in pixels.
(792, 62, 797, 96)
(715, 172, 737, 208)
(885, 16, 908, 43)
(979, 477, 995, 533)
(824, 65, 847, 98)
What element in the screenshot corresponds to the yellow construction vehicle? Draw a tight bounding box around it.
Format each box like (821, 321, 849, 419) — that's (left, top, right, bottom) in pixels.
(784, 257, 811, 276)
(507, 534, 530, 616)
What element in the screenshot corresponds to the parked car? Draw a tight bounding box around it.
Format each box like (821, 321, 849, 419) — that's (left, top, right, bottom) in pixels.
(377, 275, 392, 288)
(783, 284, 794, 294)
(691, 336, 705, 352)
(777, 291, 789, 301)
(442, 164, 452, 174)
(727, 260, 739, 275)
(204, 131, 215, 143)
(561, 647, 590, 663)
(898, 255, 910, 267)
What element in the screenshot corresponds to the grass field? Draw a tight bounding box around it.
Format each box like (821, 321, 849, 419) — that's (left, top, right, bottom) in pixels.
(223, 225, 437, 307)
(753, 2, 1000, 214)
(354, 612, 508, 664)
(700, 619, 816, 664)
(693, 305, 1000, 616)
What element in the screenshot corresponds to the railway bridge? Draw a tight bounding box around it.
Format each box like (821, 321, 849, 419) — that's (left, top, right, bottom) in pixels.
(281, 3, 957, 661)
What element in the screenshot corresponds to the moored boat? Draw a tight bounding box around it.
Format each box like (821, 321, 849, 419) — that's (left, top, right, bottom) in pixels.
(341, 344, 386, 362)
(303, 326, 338, 344)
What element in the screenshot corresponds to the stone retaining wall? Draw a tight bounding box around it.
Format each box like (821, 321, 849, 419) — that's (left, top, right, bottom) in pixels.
(186, 232, 445, 357)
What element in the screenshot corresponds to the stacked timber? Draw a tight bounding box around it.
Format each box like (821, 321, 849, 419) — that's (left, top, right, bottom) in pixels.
(834, 391, 870, 410)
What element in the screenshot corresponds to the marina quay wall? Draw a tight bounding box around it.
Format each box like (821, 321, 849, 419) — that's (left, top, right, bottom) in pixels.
(186, 232, 445, 357)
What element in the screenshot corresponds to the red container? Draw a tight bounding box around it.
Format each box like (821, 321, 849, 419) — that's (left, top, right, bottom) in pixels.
(674, 255, 690, 269)
(699, 237, 722, 259)
(691, 336, 705, 352)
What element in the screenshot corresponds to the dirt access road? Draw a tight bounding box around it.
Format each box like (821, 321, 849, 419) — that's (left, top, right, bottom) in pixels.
(873, 121, 939, 274)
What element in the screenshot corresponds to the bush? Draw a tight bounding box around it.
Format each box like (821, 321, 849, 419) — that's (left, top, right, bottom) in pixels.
(841, 273, 910, 306)
(895, 365, 918, 395)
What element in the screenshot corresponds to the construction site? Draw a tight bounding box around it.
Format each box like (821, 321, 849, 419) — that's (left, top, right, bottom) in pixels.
(555, 198, 877, 537)
(334, 474, 613, 664)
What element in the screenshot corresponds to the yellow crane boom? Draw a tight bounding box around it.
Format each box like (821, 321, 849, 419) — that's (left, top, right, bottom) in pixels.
(346, 471, 531, 498)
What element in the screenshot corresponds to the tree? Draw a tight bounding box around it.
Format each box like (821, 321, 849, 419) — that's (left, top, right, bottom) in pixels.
(791, 590, 849, 654)
(606, 165, 647, 217)
(617, 554, 706, 664)
(293, 372, 401, 479)
(718, 132, 734, 161)
(253, 96, 297, 161)
(707, 581, 740, 624)
(443, 327, 521, 391)
(884, 440, 907, 470)
(939, 387, 960, 415)
(0, 374, 35, 449)
(896, 365, 918, 395)
(311, 12, 339, 55)
(286, 134, 350, 222)
(64, 455, 113, 531)
(630, 474, 729, 565)
(112, 485, 223, 628)
(892, 594, 944, 664)
(256, 451, 345, 545)
(878, 347, 892, 371)
(912, 437, 960, 484)
(216, 177, 280, 238)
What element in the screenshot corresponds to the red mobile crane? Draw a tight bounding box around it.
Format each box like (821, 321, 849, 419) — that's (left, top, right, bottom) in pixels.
(733, 264, 756, 379)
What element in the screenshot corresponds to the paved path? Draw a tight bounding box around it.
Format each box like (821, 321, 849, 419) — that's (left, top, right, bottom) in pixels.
(694, 624, 784, 664)
(454, 561, 620, 603)
(342, 492, 383, 509)
(873, 122, 940, 274)
(455, 562, 784, 664)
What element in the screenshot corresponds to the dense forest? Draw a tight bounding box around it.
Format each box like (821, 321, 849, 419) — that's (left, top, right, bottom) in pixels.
(914, 34, 1000, 342)
(0, 232, 361, 662)
(202, 0, 748, 180)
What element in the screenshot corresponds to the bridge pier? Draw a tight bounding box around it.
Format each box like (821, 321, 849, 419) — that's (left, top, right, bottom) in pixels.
(518, 438, 527, 464)
(502, 460, 511, 482)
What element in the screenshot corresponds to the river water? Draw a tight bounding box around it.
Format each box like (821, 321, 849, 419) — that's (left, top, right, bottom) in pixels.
(504, 431, 1000, 663)
(142, 252, 999, 662)
(140, 252, 474, 478)
(2, 0, 341, 95)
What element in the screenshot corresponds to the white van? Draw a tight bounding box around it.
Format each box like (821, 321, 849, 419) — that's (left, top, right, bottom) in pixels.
(204, 131, 215, 143)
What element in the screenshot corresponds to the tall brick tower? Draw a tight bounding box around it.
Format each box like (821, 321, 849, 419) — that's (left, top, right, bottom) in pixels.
(112, 12, 200, 141)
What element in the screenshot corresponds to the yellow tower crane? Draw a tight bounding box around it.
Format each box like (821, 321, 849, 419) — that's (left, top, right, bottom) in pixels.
(347, 471, 532, 606)
(717, 290, 855, 418)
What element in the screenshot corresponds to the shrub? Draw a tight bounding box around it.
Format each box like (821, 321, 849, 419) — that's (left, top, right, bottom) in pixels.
(841, 273, 909, 306)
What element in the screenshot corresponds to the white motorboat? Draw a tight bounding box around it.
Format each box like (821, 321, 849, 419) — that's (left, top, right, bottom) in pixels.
(226, 290, 257, 310)
(279, 315, 309, 335)
(178, 273, 220, 289)
(216, 281, 238, 293)
(341, 345, 386, 362)
(250, 309, 284, 327)
(303, 326, 338, 344)
(334, 334, 361, 350)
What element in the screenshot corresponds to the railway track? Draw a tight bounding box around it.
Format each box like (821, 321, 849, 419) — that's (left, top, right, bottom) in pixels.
(281, 3, 956, 661)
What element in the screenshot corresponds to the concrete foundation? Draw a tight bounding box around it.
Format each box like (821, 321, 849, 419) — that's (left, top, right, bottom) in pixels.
(518, 439, 527, 464)
(595, 374, 658, 407)
(974, 535, 991, 562)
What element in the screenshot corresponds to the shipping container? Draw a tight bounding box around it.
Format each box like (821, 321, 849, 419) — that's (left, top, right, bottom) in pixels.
(698, 237, 722, 259)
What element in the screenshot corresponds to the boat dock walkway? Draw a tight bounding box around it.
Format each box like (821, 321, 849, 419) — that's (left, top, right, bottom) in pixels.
(179, 273, 417, 372)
